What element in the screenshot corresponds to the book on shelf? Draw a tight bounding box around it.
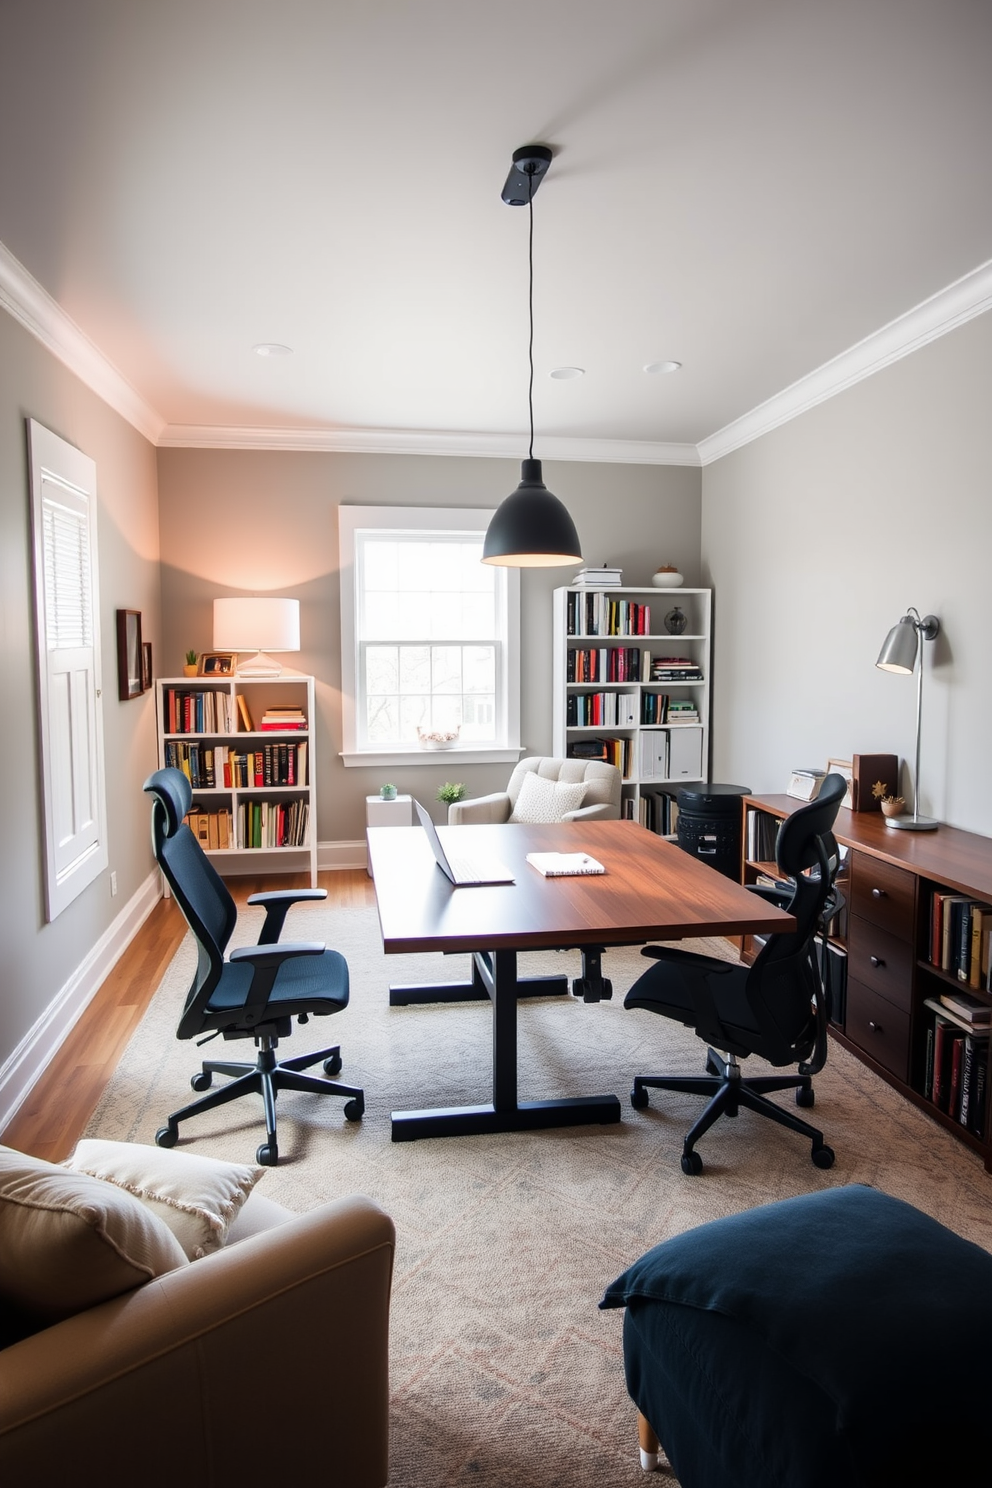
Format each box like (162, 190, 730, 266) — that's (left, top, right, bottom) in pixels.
(260, 707, 307, 730)
(236, 694, 255, 731)
(938, 988, 992, 1026)
(787, 768, 826, 802)
(573, 567, 622, 586)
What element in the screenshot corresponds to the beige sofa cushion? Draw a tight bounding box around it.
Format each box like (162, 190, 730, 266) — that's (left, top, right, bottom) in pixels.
(508, 772, 587, 823)
(0, 1144, 187, 1323)
(66, 1140, 265, 1260)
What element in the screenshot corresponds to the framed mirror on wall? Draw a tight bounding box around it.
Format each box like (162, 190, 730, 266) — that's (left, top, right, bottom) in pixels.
(116, 609, 143, 700)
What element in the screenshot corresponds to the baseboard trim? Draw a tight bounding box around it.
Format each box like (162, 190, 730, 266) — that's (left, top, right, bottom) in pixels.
(318, 839, 367, 871)
(0, 870, 162, 1134)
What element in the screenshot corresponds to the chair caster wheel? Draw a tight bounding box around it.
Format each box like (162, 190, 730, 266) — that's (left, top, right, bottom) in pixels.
(256, 1143, 279, 1166)
(343, 1097, 364, 1122)
(155, 1126, 178, 1148)
(323, 1053, 343, 1077)
(630, 1085, 650, 1110)
(795, 1085, 814, 1108)
(812, 1144, 835, 1169)
(191, 1071, 212, 1092)
(680, 1150, 703, 1176)
(572, 978, 590, 999)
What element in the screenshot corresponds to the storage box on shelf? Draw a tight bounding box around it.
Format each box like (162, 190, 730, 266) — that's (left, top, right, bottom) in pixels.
(741, 793, 992, 1171)
(552, 587, 711, 832)
(155, 673, 317, 887)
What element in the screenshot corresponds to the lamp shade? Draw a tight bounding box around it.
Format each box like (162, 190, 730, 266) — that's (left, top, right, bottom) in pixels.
(481, 460, 582, 568)
(875, 615, 919, 673)
(213, 597, 300, 652)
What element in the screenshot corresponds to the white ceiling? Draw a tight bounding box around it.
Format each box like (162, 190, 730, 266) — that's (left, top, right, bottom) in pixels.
(1, 0, 990, 459)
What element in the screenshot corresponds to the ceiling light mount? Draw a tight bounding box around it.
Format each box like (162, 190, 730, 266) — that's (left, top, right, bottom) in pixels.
(501, 144, 553, 206)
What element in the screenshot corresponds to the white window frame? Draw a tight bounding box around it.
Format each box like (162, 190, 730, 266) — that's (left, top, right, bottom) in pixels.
(28, 419, 108, 920)
(338, 506, 522, 768)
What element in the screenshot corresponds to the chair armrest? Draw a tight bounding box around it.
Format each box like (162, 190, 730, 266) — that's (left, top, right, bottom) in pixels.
(228, 941, 326, 963)
(447, 793, 511, 825)
(0, 1196, 395, 1487)
(247, 888, 328, 944)
(563, 802, 617, 822)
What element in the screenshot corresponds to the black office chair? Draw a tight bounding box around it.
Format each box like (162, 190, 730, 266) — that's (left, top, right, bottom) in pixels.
(624, 773, 847, 1174)
(144, 768, 364, 1165)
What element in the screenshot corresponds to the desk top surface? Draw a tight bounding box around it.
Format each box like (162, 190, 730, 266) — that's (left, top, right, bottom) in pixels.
(368, 818, 794, 954)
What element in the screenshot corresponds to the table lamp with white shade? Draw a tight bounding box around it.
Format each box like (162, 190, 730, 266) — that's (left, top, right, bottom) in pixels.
(213, 597, 300, 676)
(875, 606, 940, 831)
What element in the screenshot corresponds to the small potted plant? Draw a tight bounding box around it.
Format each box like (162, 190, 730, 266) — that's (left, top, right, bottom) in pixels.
(379, 783, 398, 801)
(183, 649, 198, 677)
(436, 782, 467, 806)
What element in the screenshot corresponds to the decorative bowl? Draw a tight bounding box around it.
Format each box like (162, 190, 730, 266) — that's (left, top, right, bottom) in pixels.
(416, 726, 460, 750)
(880, 796, 906, 819)
(651, 567, 684, 588)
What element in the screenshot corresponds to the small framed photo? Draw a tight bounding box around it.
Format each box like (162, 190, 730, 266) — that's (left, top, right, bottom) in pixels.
(141, 640, 153, 692)
(116, 609, 143, 700)
(197, 651, 237, 677)
(826, 758, 854, 810)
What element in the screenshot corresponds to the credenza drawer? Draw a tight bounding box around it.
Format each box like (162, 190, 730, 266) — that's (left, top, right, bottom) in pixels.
(845, 978, 910, 1082)
(850, 853, 915, 941)
(846, 914, 914, 1012)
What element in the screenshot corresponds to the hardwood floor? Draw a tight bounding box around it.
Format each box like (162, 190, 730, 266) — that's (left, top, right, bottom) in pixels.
(2, 870, 376, 1162)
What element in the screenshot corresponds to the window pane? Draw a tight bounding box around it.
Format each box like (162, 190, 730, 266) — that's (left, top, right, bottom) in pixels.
(366, 645, 398, 694)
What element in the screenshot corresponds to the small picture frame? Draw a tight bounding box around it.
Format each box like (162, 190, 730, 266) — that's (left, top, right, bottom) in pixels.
(116, 609, 143, 700)
(826, 758, 854, 810)
(197, 651, 237, 677)
(141, 640, 153, 692)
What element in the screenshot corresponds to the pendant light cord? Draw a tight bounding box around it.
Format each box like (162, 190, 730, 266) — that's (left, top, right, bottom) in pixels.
(527, 169, 535, 462)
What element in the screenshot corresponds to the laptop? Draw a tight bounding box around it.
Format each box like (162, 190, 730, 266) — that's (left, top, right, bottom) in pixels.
(413, 799, 515, 886)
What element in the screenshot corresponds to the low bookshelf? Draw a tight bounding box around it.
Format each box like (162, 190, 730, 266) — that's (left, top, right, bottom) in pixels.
(155, 673, 317, 887)
(742, 793, 992, 1173)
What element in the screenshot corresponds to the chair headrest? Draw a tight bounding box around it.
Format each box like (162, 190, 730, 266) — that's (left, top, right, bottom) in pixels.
(143, 768, 192, 836)
(776, 772, 847, 876)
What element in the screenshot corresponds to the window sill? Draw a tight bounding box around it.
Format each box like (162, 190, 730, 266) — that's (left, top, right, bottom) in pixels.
(340, 746, 526, 769)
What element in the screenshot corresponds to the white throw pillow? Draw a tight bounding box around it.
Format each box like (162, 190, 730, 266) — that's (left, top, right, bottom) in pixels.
(66, 1140, 265, 1260)
(0, 1143, 187, 1323)
(509, 772, 587, 824)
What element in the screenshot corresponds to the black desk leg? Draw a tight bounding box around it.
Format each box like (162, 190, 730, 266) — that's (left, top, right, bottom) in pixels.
(391, 949, 622, 1140)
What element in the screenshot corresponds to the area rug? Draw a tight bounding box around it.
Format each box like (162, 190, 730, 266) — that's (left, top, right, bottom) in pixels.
(86, 903, 992, 1487)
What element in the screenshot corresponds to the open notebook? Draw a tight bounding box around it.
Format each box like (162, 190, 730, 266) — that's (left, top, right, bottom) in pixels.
(413, 800, 515, 886)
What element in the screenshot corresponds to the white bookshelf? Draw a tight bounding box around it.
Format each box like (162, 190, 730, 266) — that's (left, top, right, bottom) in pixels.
(552, 587, 712, 833)
(155, 672, 318, 886)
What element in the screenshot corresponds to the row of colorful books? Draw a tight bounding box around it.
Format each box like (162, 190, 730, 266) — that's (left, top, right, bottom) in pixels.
(164, 687, 236, 735)
(164, 740, 307, 788)
(566, 647, 647, 683)
(566, 690, 639, 727)
(565, 591, 651, 637)
(182, 797, 310, 850)
(567, 736, 633, 778)
(929, 892, 992, 989)
(922, 998, 989, 1135)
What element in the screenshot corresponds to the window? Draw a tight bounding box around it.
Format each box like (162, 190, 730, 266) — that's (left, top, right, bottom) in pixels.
(339, 507, 521, 767)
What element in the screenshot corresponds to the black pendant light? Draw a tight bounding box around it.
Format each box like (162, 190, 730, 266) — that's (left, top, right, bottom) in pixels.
(482, 146, 583, 568)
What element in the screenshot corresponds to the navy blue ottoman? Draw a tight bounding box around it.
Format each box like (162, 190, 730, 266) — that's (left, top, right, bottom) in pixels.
(601, 1185, 992, 1487)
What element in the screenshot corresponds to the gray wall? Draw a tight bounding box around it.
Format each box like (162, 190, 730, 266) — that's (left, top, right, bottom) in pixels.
(157, 449, 702, 841)
(702, 309, 992, 835)
(0, 307, 160, 1078)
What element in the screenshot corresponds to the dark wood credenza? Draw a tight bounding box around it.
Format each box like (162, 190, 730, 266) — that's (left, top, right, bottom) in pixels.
(743, 795, 992, 1173)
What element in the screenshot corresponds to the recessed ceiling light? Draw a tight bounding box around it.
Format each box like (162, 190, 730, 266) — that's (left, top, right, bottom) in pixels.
(253, 343, 293, 357)
(549, 366, 585, 380)
(643, 360, 681, 375)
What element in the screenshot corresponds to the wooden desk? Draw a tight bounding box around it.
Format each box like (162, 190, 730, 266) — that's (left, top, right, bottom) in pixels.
(368, 819, 795, 1141)
(744, 795, 992, 1170)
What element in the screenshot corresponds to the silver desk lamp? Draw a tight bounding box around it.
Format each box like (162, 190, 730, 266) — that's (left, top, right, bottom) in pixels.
(875, 607, 940, 831)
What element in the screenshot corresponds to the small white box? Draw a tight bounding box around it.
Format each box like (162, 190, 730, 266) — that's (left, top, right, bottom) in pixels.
(667, 728, 703, 781)
(366, 794, 414, 874)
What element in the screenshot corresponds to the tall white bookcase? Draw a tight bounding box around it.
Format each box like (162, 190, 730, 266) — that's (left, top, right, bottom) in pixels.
(552, 587, 712, 832)
(155, 672, 318, 886)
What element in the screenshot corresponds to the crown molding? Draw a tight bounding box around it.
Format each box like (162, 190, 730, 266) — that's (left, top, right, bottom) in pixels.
(0, 241, 165, 444)
(157, 422, 701, 465)
(698, 258, 992, 466)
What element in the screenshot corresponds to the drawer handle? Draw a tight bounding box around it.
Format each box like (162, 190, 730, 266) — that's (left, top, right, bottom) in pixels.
(871, 887, 887, 899)
(869, 955, 885, 969)
(868, 1020, 883, 1033)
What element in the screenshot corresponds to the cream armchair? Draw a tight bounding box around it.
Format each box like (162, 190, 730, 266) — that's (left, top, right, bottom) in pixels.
(0, 1190, 395, 1486)
(448, 755, 622, 825)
